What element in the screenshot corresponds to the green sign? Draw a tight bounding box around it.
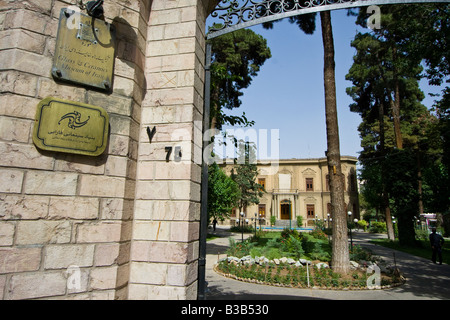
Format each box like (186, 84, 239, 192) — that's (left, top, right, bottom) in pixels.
(33, 97, 109, 156)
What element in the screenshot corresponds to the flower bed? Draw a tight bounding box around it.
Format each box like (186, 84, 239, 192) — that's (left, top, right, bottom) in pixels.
(215, 257, 405, 290)
(217, 229, 405, 290)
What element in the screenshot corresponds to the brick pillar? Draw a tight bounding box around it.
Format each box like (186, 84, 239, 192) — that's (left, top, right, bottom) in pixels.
(0, 0, 149, 299)
(128, 0, 210, 300)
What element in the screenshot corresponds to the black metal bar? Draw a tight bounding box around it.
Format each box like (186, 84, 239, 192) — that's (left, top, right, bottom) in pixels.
(197, 42, 212, 300)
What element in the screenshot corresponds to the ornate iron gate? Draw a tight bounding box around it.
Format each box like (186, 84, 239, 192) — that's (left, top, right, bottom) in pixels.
(198, 0, 450, 299)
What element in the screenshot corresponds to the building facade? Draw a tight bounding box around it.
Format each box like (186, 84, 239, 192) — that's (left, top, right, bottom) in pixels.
(222, 157, 360, 228)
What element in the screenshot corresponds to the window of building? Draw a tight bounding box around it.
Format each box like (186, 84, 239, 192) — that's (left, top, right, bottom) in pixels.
(306, 178, 313, 191)
(258, 204, 266, 218)
(258, 178, 266, 191)
(307, 204, 315, 218)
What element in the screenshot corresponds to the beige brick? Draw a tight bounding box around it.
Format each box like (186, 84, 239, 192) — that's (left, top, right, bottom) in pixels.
(146, 282, 196, 300)
(150, 9, 181, 26)
(0, 71, 38, 97)
(37, 78, 86, 102)
(0, 49, 52, 76)
(78, 175, 125, 198)
(105, 156, 129, 177)
(87, 92, 133, 116)
(0, 169, 24, 193)
(90, 266, 118, 290)
(133, 221, 170, 241)
(147, 39, 180, 57)
(0, 247, 41, 273)
(133, 241, 190, 264)
(24, 171, 78, 196)
(143, 87, 195, 108)
(139, 162, 195, 180)
(0, 116, 32, 143)
(0, 29, 46, 54)
(108, 134, 130, 156)
(161, 53, 196, 72)
(54, 155, 105, 175)
(8, 271, 66, 300)
(0, 142, 54, 170)
(135, 180, 200, 201)
(48, 197, 99, 220)
(16, 220, 71, 245)
(44, 244, 95, 269)
(134, 200, 199, 221)
(95, 243, 120, 266)
(139, 123, 194, 143)
(129, 261, 166, 285)
(181, 6, 197, 22)
(141, 105, 194, 124)
(0, 95, 41, 119)
(0, 222, 14, 246)
(170, 221, 199, 242)
(0, 275, 5, 300)
(0, 195, 49, 220)
(76, 222, 122, 243)
(3, 10, 49, 34)
(167, 261, 198, 286)
(164, 21, 196, 39)
(100, 198, 130, 220)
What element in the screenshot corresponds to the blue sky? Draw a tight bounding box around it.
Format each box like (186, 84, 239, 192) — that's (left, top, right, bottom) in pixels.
(209, 8, 443, 161)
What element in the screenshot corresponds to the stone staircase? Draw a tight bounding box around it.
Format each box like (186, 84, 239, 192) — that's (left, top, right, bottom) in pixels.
(274, 220, 297, 228)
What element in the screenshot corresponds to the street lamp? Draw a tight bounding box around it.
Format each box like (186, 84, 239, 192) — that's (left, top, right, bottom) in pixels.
(254, 213, 257, 238)
(348, 211, 353, 248)
(240, 212, 245, 242)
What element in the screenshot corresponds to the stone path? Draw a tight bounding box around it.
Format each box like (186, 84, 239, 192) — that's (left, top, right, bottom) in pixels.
(204, 227, 450, 300)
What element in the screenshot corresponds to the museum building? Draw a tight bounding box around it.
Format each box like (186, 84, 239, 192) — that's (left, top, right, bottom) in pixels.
(221, 157, 360, 228)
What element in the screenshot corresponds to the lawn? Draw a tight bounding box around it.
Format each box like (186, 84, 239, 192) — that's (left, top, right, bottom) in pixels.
(226, 229, 332, 262)
(217, 228, 403, 289)
(370, 238, 450, 265)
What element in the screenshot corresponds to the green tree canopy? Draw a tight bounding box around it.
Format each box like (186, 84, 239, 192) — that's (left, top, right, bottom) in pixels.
(208, 162, 241, 222)
(208, 26, 272, 130)
(231, 142, 264, 213)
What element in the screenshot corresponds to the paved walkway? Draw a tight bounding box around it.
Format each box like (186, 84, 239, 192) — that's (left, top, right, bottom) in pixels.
(204, 227, 450, 300)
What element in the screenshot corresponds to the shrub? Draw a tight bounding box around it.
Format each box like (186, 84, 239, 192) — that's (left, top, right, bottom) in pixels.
(270, 216, 276, 226)
(369, 221, 387, 233)
(415, 228, 429, 241)
(310, 229, 328, 240)
(280, 235, 304, 259)
(281, 227, 300, 240)
(227, 237, 255, 258)
(297, 216, 304, 228)
(357, 219, 368, 231)
(350, 244, 373, 261)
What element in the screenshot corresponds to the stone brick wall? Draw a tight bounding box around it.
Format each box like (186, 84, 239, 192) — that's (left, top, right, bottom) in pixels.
(0, 0, 216, 300)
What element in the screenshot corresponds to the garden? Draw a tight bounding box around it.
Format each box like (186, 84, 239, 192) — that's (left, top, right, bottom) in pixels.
(215, 228, 405, 289)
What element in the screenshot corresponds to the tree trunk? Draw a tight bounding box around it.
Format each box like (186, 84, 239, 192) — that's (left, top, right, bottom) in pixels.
(392, 47, 403, 150)
(417, 150, 424, 215)
(320, 10, 349, 274)
(379, 100, 395, 240)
